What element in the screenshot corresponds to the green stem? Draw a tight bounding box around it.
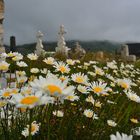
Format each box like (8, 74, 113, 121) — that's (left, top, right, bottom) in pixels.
(47, 104, 52, 140)
(28, 109, 33, 140)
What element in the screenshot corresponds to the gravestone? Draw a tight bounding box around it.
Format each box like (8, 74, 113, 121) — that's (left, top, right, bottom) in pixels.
(121, 44, 136, 62)
(95, 51, 104, 61)
(35, 31, 46, 56)
(55, 25, 70, 57)
(74, 42, 86, 58)
(121, 45, 129, 58)
(10, 36, 16, 52)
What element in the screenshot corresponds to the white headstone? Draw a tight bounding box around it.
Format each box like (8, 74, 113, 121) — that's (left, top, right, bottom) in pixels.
(35, 31, 46, 56)
(121, 44, 129, 58)
(55, 25, 70, 56)
(121, 44, 136, 62)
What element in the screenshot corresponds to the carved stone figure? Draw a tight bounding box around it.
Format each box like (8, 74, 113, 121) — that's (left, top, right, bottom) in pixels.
(35, 31, 46, 56)
(55, 25, 70, 56)
(74, 42, 86, 57)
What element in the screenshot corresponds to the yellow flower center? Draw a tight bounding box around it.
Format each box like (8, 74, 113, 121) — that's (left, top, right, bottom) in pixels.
(75, 76, 84, 83)
(59, 66, 67, 73)
(20, 96, 39, 105)
(0, 65, 8, 71)
(121, 83, 129, 89)
(96, 70, 100, 75)
(3, 92, 11, 97)
(44, 85, 62, 95)
(31, 124, 36, 132)
(67, 96, 74, 100)
(93, 87, 103, 93)
(11, 89, 18, 94)
(60, 77, 66, 82)
(87, 112, 93, 117)
(47, 60, 53, 64)
(19, 79, 25, 83)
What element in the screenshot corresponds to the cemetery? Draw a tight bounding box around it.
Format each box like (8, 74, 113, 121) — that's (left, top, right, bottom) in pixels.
(0, 0, 140, 140)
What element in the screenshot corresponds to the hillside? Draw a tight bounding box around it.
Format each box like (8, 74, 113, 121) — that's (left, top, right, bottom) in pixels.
(5, 40, 121, 55)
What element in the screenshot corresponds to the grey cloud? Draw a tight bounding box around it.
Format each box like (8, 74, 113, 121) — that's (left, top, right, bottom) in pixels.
(4, 0, 140, 45)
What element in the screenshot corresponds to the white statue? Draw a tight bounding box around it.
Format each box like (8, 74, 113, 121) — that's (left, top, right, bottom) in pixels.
(35, 31, 46, 56)
(55, 25, 70, 56)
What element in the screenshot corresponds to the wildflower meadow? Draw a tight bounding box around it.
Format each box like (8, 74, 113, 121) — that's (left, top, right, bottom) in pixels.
(0, 52, 140, 140)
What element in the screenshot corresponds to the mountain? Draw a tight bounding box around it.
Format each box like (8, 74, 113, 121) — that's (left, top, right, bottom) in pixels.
(5, 40, 121, 55)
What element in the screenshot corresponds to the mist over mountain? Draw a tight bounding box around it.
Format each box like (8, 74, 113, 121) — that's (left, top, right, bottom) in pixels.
(5, 40, 121, 55)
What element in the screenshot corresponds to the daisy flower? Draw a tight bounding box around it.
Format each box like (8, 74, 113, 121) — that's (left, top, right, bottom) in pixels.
(17, 76, 28, 84)
(40, 68, 47, 74)
(107, 61, 118, 69)
(65, 93, 79, 102)
(0, 61, 10, 72)
(30, 75, 75, 102)
(21, 121, 40, 137)
(107, 120, 117, 127)
(89, 81, 108, 95)
(16, 61, 28, 67)
(12, 54, 23, 61)
(130, 118, 139, 124)
(59, 75, 69, 82)
(95, 101, 102, 108)
(53, 110, 64, 117)
(21, 86, 33, 95)
(93, 113, 99, 120)
(7, 52, 16, 57)
(117, 78, 132, 90)
(54, 61, 70, 74)
(126, 91, 140, 103)
(77, 85, 89, 94)
(0, 52, 7, 59)
(27, 53, 38, 60)
(71, 72, 88, 85)
(11, 92, 54, 108)
(94, 66, 104, 76)
(0, 88, 12, 98)
(16, 71, 26, 77)
(0, 100, 7, 108)
(84, 109, 93, 118)
(131, 127, 140, 136)
(110, 132, 132, 140)
(30, 68, 40, 74)
(66, 59, 75, 65)
(43, 57, 55, 65)
(85, 95, 95, 105)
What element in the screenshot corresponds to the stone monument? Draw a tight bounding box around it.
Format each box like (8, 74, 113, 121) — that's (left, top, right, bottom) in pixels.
(121, 44, 136, 62)
(55, 25, 70, 56)
(35, 31, 46, 56)
(74, 42, 86, 57)
(95, 51, 104, 61)
(10, 36, 16, 52)
(121, 45, 129, 58)
(0, 0, 5, 53)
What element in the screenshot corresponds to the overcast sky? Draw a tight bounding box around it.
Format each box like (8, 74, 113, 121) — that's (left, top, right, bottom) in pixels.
(4, 0, 140, 45)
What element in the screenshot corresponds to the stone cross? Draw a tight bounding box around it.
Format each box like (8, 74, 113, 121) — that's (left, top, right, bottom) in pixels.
(58, 24, 66, 35)
(55, 25, 70, 56)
